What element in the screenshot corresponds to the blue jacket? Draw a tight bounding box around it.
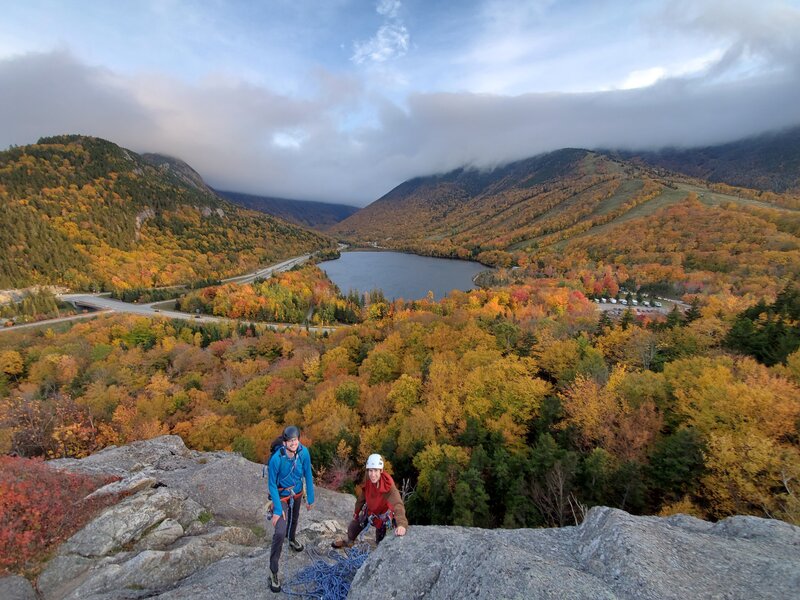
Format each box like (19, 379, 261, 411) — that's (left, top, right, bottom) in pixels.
(267, 444, 315, 517)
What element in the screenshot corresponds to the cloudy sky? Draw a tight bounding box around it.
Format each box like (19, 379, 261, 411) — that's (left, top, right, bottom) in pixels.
(2, 0, 800, 205)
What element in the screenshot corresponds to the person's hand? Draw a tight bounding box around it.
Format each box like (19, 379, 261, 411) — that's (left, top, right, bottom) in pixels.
(395, 526, 406, 536)
(271, 513, 282, 527)
(306, 502, 314, 511)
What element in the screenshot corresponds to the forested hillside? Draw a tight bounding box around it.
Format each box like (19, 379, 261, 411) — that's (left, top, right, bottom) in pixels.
(332, 149, 800, 298)
(218, 190, 359, 229)
(0, 136, 334, 291)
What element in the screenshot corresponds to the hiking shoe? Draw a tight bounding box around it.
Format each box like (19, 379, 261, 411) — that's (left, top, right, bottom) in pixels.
(331, 538, 354, 549)
(269, 571, 281, 593)
(288, 538, 304, 552)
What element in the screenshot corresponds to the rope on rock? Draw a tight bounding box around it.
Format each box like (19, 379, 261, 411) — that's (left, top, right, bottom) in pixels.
(282, 545, 370, 600)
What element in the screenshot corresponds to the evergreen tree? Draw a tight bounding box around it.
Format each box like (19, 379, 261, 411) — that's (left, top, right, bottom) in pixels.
(666, 305, 683, 329)
(620, 307, 635, 330)
(597, 311, 613, 334)
(684, 298, 702, 323)
(646, 428, 706, 505)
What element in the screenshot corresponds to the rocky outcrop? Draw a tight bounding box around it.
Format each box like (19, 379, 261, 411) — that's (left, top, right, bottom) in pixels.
(4, 435, 796, 600)
(60, 487, 204, 557)
(0, 575, 37, 600)
(133, 208, 155, 239)
(349, 507, 800, 600)
(34, 436, 353, 600)
(140, 153, 216, 196)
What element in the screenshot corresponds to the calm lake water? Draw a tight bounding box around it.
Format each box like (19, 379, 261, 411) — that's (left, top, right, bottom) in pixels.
(319, 251, 487, 300)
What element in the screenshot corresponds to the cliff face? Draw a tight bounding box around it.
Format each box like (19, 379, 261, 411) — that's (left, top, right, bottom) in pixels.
(2, 436, 798, 600)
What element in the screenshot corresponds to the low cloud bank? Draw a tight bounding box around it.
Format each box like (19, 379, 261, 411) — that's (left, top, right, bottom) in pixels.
(2, 50, 799, 205)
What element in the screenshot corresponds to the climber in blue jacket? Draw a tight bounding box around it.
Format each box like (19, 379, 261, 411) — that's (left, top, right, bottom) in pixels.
(267, 424, 315, 593)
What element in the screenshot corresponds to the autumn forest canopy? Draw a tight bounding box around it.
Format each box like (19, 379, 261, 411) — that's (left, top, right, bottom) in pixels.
(1, 133, 799, 539)
(2, 275, 799, 529)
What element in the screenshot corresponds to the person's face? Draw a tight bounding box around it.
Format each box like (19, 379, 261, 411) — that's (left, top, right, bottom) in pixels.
(284, 437, 299, 453)
(367, 468, 381, 484)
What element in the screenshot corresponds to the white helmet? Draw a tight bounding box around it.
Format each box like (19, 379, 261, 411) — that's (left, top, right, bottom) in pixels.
(366, 454, 384, 470)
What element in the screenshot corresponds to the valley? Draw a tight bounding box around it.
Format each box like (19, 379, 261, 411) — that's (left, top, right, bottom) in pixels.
(1, 130, 799, 581)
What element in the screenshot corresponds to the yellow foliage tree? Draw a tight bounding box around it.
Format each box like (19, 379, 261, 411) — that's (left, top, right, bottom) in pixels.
(666, 356, 800, 441)
(321, 346, 356, 378)
(301, 391, 360, 446)
(702, 429, 798, 522)
(241, 418, 283, 462)
(393, 406, 437, 459)
(560, 367, 662, 462)
(422, 354, 467, 440)
(463, 355, 549, 433)
(665, 356, 800, 521)
(0, 350, 23, 378)
(358, 423, 392, 465)
(174, 414, 239, 451)
(534, 336, 581, 383)
(388, 374, 423, 414)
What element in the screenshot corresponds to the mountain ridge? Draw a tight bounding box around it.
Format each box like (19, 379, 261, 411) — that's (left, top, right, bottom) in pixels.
(610, 124, 800, 193)
(217, 189, 359, 229)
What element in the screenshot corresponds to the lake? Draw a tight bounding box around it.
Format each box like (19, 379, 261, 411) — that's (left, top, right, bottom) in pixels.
(319, 251, 487, 300)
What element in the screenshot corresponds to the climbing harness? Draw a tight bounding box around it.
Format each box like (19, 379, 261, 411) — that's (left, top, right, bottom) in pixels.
(282, 489, 306, 535)
(266, 488, 304, 520)
(355, 505, 394, 541)
(369, 509, 394, 530)
(283, 545, 370, 600)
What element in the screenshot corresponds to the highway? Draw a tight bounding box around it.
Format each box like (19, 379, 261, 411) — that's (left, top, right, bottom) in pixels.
(0, 310, 110, 331)
(221, 254, 312, 285)
(1, 253, 338, 334)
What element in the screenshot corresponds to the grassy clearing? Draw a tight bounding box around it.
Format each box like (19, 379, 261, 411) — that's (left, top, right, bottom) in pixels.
(556, 187, 690, 248)
(680, 183, 800, 212)
(589, 179, 645, 217)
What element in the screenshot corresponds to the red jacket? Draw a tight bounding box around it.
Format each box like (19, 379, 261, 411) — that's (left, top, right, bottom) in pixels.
(355, 472, 408, 528)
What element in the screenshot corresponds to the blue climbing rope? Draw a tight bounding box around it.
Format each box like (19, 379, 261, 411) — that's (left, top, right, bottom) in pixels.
(282, 545, 370, 600)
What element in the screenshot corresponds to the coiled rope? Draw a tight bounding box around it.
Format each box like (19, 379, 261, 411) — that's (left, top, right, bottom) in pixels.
(282, 545, 370, 600)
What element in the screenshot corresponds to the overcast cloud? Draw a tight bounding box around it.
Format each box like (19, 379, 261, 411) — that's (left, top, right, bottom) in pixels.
(1, 0, 799, 205)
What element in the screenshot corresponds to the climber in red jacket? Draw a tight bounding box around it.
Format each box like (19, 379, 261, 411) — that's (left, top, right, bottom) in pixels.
(332, 453, 408, 547)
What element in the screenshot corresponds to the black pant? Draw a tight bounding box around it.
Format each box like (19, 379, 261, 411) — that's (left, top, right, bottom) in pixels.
(346, 514, 388, 544)
(269, 496, 302, 574)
